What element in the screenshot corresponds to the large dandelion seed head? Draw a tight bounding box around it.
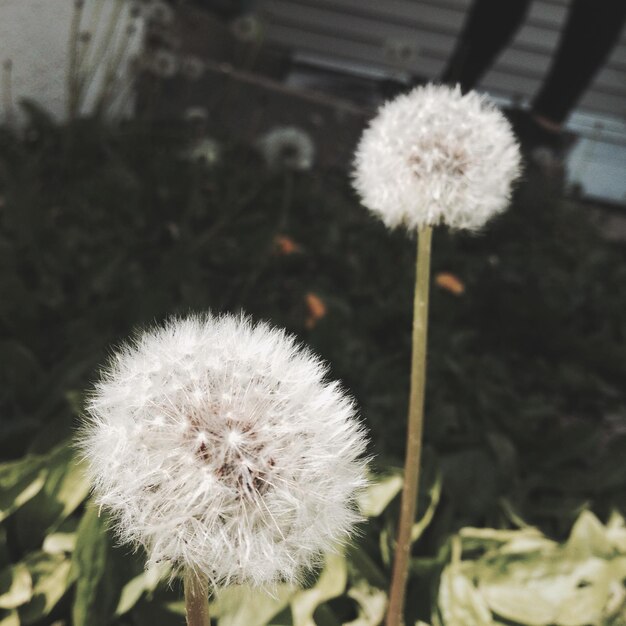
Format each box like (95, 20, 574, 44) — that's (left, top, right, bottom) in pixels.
(353, 84, 522, 232)
(80, 314, 368, 589)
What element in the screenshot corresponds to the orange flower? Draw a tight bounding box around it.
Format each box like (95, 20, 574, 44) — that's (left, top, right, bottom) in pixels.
(435, 272, 465, 295)
(304, 292, 327, 329)
(273, 235, 301, 256)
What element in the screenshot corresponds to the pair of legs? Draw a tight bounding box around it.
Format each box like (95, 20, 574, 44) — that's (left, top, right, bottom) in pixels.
(442, 0, 626, 130)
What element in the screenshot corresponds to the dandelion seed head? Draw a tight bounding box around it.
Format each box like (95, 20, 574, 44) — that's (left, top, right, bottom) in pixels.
(231, 14, 263, 43)
(257, 126, 315, 172)
(353, 84, 522, 232)
(80, 314, 368, 589)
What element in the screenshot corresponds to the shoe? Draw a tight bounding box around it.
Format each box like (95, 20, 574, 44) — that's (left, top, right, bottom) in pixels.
(504, 108, 577, 173)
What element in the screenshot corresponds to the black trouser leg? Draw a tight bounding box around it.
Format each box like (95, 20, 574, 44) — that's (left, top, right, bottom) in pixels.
(532, 0, 626, 124)
(441, 0, 532, 92)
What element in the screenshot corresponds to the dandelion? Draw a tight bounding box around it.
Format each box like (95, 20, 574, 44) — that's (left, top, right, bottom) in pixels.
(80, 314, 368, 623)
(257, 126, 315, 172)
(353, 84, 521, 232)
(353, 84, 521, 626)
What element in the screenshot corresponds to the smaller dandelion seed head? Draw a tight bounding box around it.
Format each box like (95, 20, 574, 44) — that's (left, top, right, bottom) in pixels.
(257, 126, 315, 172)
(231, 14, 263, 43)
(352, 84, 522, 232)
(79, 314, 368, 589)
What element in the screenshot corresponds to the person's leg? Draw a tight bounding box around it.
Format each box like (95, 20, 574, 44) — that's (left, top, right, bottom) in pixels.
(532, 0, 626, 127)
(441, 0, 532, 92)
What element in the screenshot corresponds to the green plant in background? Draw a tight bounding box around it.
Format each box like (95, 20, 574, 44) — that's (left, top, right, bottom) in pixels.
(3, 441, 626, 625)
(67, 0, 143, 120)
(435, 510, 626, 625)
(1, 94, 626, 623)
(353, 85, 521, 625)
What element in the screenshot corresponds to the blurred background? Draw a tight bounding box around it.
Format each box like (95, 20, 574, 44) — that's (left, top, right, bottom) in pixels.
(1, 0, 626, 624)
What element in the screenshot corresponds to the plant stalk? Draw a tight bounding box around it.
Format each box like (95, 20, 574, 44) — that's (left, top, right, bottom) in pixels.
(386, 225, 433, 626)
(184, 570, 210, 626)
(67, 0, 85, 120)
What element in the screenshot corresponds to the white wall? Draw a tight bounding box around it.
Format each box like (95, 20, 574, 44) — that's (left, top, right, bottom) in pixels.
(1, 0, 74, 120)
(0, 0, 143, 122)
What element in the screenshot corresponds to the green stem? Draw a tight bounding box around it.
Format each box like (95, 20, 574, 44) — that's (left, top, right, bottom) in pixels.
(386, 225, 433, 626)
(184, 570, 210, 626)
(77, 0, 124, 112)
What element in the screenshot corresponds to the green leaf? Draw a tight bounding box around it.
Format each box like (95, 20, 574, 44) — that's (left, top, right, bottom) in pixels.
(213, 584, 294, 626)
(0, 565, 32, 610)
(478, 557, 614, 626)
(345, 580, 387, 626)
(70, 503, 116, 626)
(42, 532, 76, 555)
(606, 511, 626, 552)
(132, 599, 188, 626)
(458, 526, 550, 553)
(115, 574, 148, 617)
(411, 472, 442, 543)
(0, 456, 47, 523)
(291, 553, 347, 626)
(346, 544, 388, 589)
(0, 529, 8, 571)
(436, 566, 493, 626)
(18, 552, 72, 624)
(358, 473, 403, 518)
(16, 443, 90, 550)
(441, 510, 626, 626)
(0, 609, 19, 626)
(565, 510, 613, 559)
(115, 563, 170, 617)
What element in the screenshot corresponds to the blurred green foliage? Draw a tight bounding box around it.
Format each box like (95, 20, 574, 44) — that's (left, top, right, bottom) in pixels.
(1, 102, 626, 624)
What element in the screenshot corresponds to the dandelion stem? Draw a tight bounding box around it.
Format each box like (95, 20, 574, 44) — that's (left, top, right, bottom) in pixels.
(386, 225, 432, 626)
(184, 570, 210, 626)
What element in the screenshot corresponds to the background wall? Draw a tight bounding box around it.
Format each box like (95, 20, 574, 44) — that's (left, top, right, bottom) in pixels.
(0, 0, 142, 122)
(0, 0, 74, 121)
